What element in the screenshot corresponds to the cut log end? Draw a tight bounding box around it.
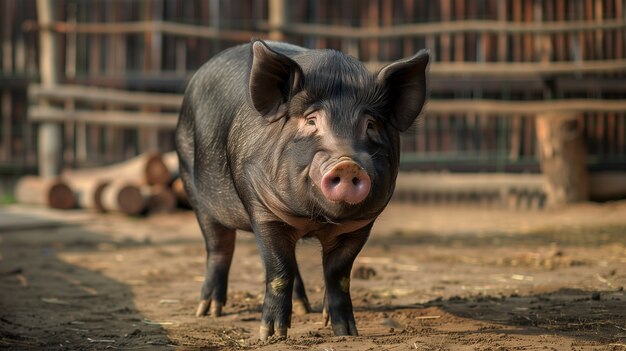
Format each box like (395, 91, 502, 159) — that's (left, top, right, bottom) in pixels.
(145, 153, 171, 186)
(48, 182, 76, 210)
(147, 186, 177, 214)
(171, 177, 190, 208)
(117, 184, 147, 215)
(15, 176, 76, 209)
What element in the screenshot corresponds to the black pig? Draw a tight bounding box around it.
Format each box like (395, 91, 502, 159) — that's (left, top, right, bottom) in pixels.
(175, 40, 428, 340)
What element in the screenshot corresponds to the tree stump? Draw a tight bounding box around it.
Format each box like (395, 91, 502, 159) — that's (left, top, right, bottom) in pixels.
(536, 113, 589, 207)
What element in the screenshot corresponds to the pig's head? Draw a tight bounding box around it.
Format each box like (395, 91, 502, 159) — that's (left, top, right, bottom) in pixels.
(248, 40, 428, 223)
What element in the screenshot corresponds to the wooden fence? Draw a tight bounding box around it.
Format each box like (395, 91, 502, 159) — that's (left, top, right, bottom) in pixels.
(1, 0, 625, 179)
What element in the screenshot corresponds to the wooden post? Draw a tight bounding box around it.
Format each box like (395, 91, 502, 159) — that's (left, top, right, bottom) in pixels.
(268, 0, 286, 41)
(37, 0, 62, 178)
(536, 113, 589, 207)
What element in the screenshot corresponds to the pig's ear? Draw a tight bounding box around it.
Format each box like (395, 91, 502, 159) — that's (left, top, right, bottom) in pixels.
(249, 40, 304, 121)
(376, 49, 429, 132)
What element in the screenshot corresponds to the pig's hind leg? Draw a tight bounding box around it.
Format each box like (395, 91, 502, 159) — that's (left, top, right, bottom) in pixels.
(292, 263, 312, 315)
(195, 219, 236, 317)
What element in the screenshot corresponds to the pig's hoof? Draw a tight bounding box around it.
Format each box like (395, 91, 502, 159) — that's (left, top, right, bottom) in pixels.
(331, 320, 359, 336)
(209, 300, 223, 317)
(195, 299, 210, 317)
(259, 322, 288, 341)
(195, 299, 223, 317)
(292, 298, 312, 316)
(322, 306, 329, 326)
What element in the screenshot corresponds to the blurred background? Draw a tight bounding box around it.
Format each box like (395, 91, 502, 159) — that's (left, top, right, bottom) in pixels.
(1, 0, 625, 210)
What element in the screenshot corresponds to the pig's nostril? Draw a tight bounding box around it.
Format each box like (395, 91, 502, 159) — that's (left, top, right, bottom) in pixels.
(320, 161, 371, 204)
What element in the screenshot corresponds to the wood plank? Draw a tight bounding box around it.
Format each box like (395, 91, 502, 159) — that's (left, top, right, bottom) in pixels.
(29, 84, 183, 109)
(366, 59, 626, 76)
(22, 18, 626, 38)
(424, 99, 626, 114)
(29, 107, 178, 128)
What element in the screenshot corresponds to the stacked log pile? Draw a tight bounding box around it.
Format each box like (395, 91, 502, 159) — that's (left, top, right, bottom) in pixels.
(14, 152, 190, 215)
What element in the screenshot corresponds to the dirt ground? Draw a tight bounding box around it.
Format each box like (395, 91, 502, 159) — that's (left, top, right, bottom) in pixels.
(1, 201, 625, 350)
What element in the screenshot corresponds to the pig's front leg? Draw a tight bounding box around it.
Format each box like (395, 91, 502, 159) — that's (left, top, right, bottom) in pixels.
(320, 224, 372, 336)
(254, 221, 298, 340)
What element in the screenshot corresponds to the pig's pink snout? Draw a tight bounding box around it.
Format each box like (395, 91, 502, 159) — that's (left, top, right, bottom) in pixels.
(320, 161, 371, 204)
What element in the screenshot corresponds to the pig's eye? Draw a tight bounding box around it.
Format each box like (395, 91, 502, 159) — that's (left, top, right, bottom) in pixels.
(367, 121, 375, 130)
(305, 116, 317, 126)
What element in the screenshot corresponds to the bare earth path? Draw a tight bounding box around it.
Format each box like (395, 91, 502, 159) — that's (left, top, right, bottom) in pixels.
(1, 202, 625, 350)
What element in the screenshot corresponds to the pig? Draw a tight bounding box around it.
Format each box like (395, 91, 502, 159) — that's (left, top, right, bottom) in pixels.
(175, 39, 428, 340)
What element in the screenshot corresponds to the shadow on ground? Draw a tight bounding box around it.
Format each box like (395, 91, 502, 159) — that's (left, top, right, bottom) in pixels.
(0, 212, 175, 350)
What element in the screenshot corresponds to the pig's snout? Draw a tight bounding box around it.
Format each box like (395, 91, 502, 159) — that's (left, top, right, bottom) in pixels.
(320, 161, 371, 205)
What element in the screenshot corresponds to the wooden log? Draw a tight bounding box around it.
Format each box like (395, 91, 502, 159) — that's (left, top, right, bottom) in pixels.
(536, 113, 589, 207)
(162, 151, 179, 175)
(589, 172, 626, 200)
(14, 176, 76, 209)
(171, 177, 190, 208)
(100, 179, 147, 215)
(62, 152, 170, 186)
(146, 185, 176, 214)
(65, 177, 110, 210)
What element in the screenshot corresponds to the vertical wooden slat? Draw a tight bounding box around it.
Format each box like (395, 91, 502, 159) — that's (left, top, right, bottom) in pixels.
(596, 113, 605, 155)
(37, 0, 63, 177)
(341, 0, 359, 58)
(538, 0, 553, 62)
(617, 112, 626, 157)
(497, 0, 507, 61)
(2, 0, 13, 74)
(381, 0, 393, 60)
(1, 91, 11, 163)
(595, 0, 604, 59)
(454, 0, 465, 62)
(367, 0, 379, 63)
(138, 0, 159, 154)
(1, 0, 13, 163)
(269, 0, 286, 41)
(403, 0, 415, 57)
(555, 0, 566, 61)
(615, 0, 623, 59)
(523, 0, 533, 61)
(440, 0, 451, 62)
(606, 0, 614, 59)
(513, 0, 522, 61)
(74, 2, 87, 166)
(607, 112, 616, 155)
(585, 0, 594, 60)
(425, 1, 436, 58)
